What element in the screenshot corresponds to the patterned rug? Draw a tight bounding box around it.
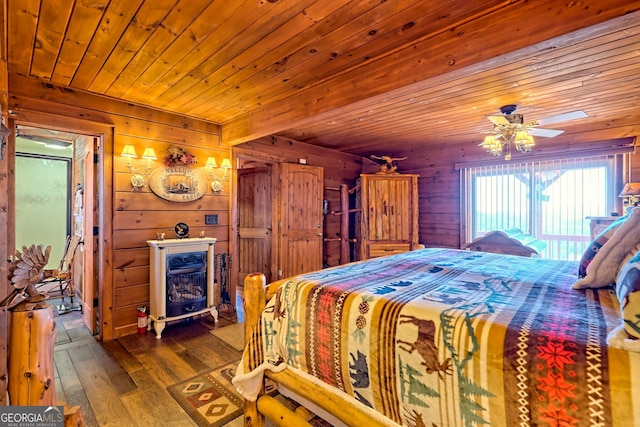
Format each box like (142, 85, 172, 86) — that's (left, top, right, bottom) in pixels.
(167, 360, 276, 427)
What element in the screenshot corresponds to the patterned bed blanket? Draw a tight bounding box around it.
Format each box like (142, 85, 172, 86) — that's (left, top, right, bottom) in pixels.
(233, 248, 640, 426)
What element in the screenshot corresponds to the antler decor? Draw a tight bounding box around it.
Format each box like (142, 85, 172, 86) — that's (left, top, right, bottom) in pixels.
(370, 155, 408, 174)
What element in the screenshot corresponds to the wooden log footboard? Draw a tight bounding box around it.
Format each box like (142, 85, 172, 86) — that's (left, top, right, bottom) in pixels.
(242, 273, 390, 427)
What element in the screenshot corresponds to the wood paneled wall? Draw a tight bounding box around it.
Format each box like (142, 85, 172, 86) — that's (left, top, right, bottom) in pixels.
(630, 153, 640, 182)
(6, 74, 637, 343)
(234, 136, 364, 267)
(415, 167, 461, 249)
(0, 0, 10, 404)
(395, 139, 640, 250)
(9, 75, 224, 339)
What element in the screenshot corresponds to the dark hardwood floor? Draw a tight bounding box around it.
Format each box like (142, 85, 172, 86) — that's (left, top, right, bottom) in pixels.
(52, 294, 244, 426)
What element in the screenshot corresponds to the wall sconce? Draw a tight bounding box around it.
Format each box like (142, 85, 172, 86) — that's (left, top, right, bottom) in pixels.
(205, 157, 231, 193)
(121, 144, 157, 190)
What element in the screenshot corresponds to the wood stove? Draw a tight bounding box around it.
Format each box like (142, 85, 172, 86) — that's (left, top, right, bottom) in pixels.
(147, 237, 218, 338)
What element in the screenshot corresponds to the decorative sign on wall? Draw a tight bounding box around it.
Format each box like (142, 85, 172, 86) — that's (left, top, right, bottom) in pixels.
(144, 145, 208, 202)
(148, 166, 208, 202)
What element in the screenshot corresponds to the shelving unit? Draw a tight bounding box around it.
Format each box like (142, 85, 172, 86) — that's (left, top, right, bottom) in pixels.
(323, 183, 360, 265)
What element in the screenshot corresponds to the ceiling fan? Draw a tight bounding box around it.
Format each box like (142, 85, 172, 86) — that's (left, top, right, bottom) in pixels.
(481, 105, 588, 160)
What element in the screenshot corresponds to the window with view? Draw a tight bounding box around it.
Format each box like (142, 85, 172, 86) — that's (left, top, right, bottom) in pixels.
(460, 154, 624, 260)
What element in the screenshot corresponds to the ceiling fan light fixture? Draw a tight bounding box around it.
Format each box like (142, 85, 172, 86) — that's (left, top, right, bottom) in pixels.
(514, 131, 535, 152)
(515, 135, 536, 153)
(480, 105, 586, 160)
(481, 135, 503, 156)
(514, 130, 529, 143)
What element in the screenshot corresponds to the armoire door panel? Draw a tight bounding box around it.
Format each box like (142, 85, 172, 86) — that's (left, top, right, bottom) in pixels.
(390, 179, 411, 240)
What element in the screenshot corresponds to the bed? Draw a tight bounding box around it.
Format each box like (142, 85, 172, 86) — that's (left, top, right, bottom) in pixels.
(233, 222, 640, 427)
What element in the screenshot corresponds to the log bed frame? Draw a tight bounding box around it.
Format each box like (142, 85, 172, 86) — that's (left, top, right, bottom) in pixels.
(242, 273, 390, 427)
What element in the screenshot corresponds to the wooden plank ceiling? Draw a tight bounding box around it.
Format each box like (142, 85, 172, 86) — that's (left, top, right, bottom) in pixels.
(7, 0, 640, 159)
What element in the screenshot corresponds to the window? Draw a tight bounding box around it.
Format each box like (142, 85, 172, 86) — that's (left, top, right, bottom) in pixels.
(460, 154, 624, 260)
(15, 153, 72, 268)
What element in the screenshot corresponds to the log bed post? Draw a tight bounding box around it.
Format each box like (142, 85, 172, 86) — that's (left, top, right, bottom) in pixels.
(243, 273, 266, 427)
(8, 303, 56, 405)
(241, 273, 387, 427)
(243, 273, 314, 427)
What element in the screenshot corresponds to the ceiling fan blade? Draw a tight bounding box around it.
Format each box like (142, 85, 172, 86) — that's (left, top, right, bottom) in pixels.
(528, 128, 564, 138)
(536, 110, 588, 126)
(487, 115, 509, 125)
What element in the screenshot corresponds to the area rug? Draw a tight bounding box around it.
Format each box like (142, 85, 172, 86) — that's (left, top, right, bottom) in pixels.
(167, 360, 277, 427)
(210, 322, 244, 351)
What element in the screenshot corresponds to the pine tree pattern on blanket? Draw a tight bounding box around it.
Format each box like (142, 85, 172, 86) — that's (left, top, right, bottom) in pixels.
(234, 248, 638, 426)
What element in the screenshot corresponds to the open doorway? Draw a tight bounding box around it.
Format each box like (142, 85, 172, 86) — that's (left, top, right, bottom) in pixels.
(14, 124, 100, 336)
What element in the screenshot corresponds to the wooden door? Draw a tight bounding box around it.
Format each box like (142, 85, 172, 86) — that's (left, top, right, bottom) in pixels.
(276, 163, 324, 279)
(237, 166, 275, 285)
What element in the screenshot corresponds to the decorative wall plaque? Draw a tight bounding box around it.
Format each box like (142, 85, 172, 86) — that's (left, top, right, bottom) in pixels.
(148, 166, 208, 202)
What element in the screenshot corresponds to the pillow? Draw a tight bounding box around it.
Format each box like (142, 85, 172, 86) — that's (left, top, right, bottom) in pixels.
(615, 250, 640, 339)
(577, 213, 631, 277)
(573, 208, 640, 289)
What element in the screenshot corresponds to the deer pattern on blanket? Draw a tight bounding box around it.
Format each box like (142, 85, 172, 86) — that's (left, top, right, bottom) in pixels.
(242, 248, 624, 427)
(396, 315, 453, 380)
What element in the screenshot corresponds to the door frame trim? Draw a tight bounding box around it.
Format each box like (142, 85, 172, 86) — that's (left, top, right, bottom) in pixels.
(9, 110, 113, 341)
(230, 147, 284, 308)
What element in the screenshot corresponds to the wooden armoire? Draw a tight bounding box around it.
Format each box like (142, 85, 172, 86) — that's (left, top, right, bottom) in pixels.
(356, 173, 419, 260)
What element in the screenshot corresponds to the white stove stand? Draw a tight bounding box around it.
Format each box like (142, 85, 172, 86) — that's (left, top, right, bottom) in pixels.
(147, 237, 218, 339)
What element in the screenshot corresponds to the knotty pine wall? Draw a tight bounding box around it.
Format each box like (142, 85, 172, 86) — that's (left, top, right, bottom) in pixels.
(0, 2, 10, 404)
(394, 138, 640, 250)
(9, 75, 226, 339)
(8, 76, 637, 340)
